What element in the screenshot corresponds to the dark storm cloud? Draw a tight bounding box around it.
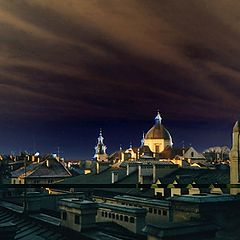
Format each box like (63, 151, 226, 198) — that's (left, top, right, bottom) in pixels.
(0, 0, 240, 122)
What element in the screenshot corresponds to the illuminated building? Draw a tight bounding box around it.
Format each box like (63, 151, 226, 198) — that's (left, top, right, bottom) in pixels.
(94, 129, 108, 162)
(230, 120, 240, 194)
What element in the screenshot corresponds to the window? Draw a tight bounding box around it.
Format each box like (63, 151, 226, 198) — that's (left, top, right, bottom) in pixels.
(155, 145, 160, 153)
(112, 213, 115, 219)
(13, 180, 16, 184)
(158, 210, 162, 215)
(105, 212, 108, 217)
(124, 216, 129, 222)
(102, 211, 104, 217)
(163, 210, 167, 216)
(191, 152, 194, 157)
(154, 209, 157, 214)
(149, 208, 153, 213)
(108, 212, 111, 218)
(116, 214, 119, 220)
(75, 215, 80, 224)
(130, 217, 135, 223)
(62, 211, 67, 220)
(120, 215, 123, 221)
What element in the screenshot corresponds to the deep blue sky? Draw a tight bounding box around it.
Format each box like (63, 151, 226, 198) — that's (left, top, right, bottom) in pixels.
(0, 117, 233, 159)
(0, 1, 239, 159)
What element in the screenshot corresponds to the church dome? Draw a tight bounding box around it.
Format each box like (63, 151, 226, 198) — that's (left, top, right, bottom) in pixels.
(144, 112, 172, 141)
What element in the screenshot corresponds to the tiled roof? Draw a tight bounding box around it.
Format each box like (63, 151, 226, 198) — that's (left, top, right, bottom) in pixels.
(158, 168, 230, 186)
(0, 205, 67, 240)
(11, 159, 71, 179)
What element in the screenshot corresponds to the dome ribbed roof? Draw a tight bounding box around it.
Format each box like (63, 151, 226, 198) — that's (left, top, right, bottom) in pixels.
(145, 124, 171, 140)
(144, 112, 172, 141)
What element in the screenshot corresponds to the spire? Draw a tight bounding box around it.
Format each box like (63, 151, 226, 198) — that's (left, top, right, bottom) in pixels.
(94, 129, 107, 157)
(97, 128, 104, 144)
(155, 110, 162, 125)
(129, 142, 132, 149)
(141, 131, 145, 146)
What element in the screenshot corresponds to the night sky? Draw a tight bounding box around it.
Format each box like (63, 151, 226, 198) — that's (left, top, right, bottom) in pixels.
(0, 1, 239, 159)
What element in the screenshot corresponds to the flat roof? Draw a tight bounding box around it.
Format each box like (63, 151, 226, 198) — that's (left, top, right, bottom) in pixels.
(114, 195, 170, 207)
(169, 194, 240, 203)
(99, 202, 147, 215)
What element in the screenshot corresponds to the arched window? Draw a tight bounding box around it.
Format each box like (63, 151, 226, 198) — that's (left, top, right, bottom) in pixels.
(124, 216, 129, 222)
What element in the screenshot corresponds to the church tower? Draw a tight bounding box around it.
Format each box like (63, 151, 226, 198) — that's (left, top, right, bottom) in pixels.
(230, 120, 240, 194)
(94, 129, 108, 162)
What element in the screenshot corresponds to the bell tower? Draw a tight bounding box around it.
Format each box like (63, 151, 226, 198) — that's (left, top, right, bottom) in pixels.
(94, 129, 108, 162)
(230, 120, 240, 194)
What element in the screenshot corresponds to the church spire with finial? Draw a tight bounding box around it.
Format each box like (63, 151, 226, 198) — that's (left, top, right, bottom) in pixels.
(155, 110, 162, 125)
(94, 129, 108, 161)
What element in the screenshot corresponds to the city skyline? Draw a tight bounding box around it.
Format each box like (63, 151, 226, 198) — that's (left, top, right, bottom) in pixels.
(0, 114, 232, 159)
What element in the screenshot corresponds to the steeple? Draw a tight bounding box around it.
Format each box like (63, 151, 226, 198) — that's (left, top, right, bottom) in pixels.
(154, 110, 162, 125)
(94, 129, 108, 161)
(97, 129, 104, 145)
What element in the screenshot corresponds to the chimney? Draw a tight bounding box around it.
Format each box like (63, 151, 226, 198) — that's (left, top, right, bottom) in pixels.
(96, 162, 110, 174)
(126, 162, 138, 176)
(24, 192, 41, 213)
(111, 171, 118, 183)
(138, 163, 153, 183)
(46, 159, 50, 167)
(59, 199, 97, 232)
(153, 164, 163, 183)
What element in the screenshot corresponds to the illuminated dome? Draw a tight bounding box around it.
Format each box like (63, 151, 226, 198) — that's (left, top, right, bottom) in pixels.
(145, 112, 172, 141)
